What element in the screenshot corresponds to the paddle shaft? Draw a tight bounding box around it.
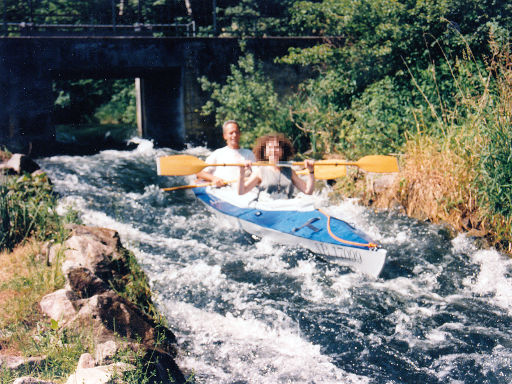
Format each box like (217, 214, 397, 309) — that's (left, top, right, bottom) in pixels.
(157, 154, 397, 176)
(162, 169, 318, 192)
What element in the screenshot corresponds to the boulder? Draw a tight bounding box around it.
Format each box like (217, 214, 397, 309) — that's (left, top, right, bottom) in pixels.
(366, 173, 397, 194)
(75, 290, 175, 347)
(39, 289, 78, 323)
(77, 353, 96, 369)
(0, 355, 46, 370)
(13, 377, 57, 384)
(67, 267, 109, 299)
(141, 348, 187, 384)
(62, 226, 126, 282)
(47, 243, 63, 265)
(0, 154, 40, 175)
(65, 362, 134, 384)
(95, 340, 119, 365)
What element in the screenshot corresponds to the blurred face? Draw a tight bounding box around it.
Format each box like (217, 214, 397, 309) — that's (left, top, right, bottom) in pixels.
(264, 138, 282, 163)
(223, 123, 240, 149)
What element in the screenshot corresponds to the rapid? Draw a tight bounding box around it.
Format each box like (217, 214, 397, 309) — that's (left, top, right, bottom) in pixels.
(39, 139, 512, 383)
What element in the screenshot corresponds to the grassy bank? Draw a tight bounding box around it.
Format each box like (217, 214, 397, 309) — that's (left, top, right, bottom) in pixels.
(0, 166, 186, 383)
(0, 239, 178, 383)
(333, 41, 512, 253)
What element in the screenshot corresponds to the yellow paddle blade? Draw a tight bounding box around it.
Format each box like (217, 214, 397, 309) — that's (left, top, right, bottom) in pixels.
(313, 161, 347, 179)
(157, 155, 208, 176)
(312, 155, 398, 173)
(354, 155, 399, 173)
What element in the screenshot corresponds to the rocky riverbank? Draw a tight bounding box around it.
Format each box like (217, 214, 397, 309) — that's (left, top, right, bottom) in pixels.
(0, 153, 187, 384)
(1, 224, 187, 384)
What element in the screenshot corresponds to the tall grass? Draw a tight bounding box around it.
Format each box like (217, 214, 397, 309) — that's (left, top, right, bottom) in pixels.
(0, 239, 88, 383)
(374, 36, 512, 251)
(0, 172, 78, 252)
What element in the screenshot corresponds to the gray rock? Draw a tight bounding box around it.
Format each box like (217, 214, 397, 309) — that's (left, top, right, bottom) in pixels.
(76, 290, 162, 346)
(366, 173, 397, 194)
(0, 355, 46, 370)
(13, 376, 57, 384)
(62, 226, 124, 282)
(95, 340, 119, 365)
(0, 154, 40, 174)
(39, 289, 78, 323)
(67, 267, 109, 299)
(77, 353, 95, 369)
(65, 362, 134, 384)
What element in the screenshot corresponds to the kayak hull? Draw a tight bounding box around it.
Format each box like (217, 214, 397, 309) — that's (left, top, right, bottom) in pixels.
(193, 187, 386, 277)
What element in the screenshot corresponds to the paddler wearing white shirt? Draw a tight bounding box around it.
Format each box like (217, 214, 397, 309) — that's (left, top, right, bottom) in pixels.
(196, 120, 256, 187)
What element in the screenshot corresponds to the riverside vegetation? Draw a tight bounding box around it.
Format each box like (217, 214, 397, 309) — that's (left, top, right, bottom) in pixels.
(195, 2, 512, 253)
(23, 1, 512, 250)
(0, 153, 190, 383)
(201, 37, 512, 253)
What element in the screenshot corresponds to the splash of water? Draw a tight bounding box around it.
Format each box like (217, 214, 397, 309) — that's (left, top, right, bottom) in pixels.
(39, 139, 512, 383)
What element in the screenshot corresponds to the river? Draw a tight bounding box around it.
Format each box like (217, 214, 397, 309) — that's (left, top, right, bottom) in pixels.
(38, 139, 512, 383)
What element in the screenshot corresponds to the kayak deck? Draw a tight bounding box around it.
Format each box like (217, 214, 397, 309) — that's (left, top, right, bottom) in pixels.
(193, 187, 386, 277)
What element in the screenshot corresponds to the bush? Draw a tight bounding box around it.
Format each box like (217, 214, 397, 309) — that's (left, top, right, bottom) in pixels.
(343, 76, 413, 157)
(95, 82, 137, 125)
(200, 53, 289, 148)
(0, 173, 78, 251)
(476, 41, 512, 219)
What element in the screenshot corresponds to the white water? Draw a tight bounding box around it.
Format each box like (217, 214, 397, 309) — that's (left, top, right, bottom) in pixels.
(40, 139, 512, 383)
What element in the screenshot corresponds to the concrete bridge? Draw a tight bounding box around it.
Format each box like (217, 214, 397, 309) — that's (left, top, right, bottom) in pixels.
(0, 36, 321, 154)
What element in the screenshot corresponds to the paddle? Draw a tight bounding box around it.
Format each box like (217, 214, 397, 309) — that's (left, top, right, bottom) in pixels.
(157, 154, 397, 177)
(162, 180, 236, 192)
(161, 167, 347, 192)
(292, 156, 399, 174)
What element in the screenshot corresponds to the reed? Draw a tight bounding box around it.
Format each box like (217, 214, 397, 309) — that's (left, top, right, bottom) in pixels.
(374, 135, 482, 230)
(0, 172, 77, 252)
(371, 36, 512, 251)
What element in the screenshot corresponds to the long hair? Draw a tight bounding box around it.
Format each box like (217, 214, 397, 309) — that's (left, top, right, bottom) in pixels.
(252, 133, 295, 161)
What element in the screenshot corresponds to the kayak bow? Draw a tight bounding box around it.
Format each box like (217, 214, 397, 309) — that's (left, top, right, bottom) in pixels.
(193, 187, 386, 277)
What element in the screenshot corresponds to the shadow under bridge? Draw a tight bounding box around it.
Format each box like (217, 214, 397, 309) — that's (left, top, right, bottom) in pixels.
(0, 36, 323, 153)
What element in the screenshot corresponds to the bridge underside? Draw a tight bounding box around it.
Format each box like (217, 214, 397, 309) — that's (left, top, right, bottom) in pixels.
(0, 36, 319, 154)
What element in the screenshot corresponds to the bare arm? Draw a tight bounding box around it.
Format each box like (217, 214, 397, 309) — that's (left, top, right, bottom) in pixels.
(237, 163, 261, 195)
(291, 160, 315, 195)
(196, 170, 226, 187)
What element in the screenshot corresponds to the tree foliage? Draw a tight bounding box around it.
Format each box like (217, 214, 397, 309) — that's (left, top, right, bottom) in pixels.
(53, 79, 135, 126)
(214, 0, 295, 36)
(200, 53, 289, 147)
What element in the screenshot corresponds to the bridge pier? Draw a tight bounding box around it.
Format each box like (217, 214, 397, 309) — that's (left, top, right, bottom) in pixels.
(138, 69, 184, 148)
(0, 59, 54, 154)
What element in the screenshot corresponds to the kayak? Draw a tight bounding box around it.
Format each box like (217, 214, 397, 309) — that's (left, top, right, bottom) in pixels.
(193, 187, 386, 277)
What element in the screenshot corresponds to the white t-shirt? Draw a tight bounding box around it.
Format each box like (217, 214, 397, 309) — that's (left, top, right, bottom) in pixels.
(203, 146, 256, 181)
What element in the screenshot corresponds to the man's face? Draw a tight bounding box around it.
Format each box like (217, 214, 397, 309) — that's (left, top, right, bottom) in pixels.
(223, 123, 241, 149)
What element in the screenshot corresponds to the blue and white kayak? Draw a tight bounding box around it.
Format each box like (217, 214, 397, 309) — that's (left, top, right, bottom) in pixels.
(193, 187, 386, 277)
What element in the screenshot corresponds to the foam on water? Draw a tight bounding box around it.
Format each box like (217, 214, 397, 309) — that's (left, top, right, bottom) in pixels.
(464, 249, 512, 314)
(163, 300, 369, 384)
(39, 140, 512, 383)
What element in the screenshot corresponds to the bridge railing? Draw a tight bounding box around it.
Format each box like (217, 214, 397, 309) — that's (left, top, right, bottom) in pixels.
(2, 21, 196, 37)
(1, 0, 196, 37)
